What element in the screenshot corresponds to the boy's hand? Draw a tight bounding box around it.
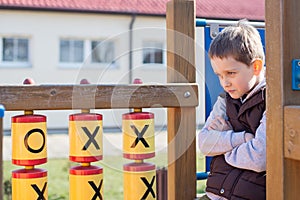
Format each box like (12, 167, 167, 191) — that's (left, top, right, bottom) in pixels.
(208, 116, 232, 131)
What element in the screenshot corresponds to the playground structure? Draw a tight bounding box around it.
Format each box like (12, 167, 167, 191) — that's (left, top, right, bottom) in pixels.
(0, 0, 197, 198)
(0, 82, 198, 199)
(1, 0, 300, 199)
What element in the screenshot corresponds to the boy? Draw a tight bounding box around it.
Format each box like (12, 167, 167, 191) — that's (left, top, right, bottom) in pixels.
(198, 21, 266, 200)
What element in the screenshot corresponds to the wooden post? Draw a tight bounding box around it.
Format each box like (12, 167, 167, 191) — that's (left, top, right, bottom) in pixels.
(166, 0, 196, 200)
(265, 0, 284, 199)
(266, 0, 300, 199)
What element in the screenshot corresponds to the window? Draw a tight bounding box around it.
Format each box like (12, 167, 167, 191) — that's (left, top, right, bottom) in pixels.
(1, 37, 30, 67)
(59, 39, 84, 63)
(91, 40, 115, 63)
(143, 41, 163, 64)
(59, 39, 116, 68)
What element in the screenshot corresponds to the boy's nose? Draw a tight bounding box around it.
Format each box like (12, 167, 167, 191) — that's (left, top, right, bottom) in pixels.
(222, 79, 231, 87)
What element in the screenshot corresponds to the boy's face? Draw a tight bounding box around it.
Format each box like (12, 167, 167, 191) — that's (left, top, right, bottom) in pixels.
(210, 56, 260, 99)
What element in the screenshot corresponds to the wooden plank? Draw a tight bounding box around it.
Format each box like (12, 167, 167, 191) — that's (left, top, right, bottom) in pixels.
(265, 0, 285, 199)
(282, 1, 300, 105)
(284, 106, 300, 160)
(166, 1, 196, 200)
(281, 0, 300, 199)
(284, 160, 300, 200)
(284, 106, 300, 199)
(0, 84, 198, 111)
(284, 106, 300, 200)
(267, 0, 300, 199)
(167, 107, 196, 199)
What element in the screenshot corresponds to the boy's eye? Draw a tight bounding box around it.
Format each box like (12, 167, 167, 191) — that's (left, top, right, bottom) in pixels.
(227, 72, 236, 75)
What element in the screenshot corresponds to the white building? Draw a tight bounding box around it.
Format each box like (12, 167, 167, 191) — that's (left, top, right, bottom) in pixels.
(0, 0, 264, 131)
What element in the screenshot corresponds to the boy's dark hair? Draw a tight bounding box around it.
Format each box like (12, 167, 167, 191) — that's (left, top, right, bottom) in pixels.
(208, 20, 264, 66)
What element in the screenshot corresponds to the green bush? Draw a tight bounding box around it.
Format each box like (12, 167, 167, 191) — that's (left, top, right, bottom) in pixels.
(4, 179, 12, 200)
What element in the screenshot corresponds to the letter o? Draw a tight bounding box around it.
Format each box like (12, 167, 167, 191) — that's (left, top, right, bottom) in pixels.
(24, 128, 46, 153)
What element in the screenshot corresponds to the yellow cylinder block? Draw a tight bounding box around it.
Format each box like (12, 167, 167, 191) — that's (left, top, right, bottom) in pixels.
(12, 168, 48, 200)
(69, 113, 103, 163)
(124, 162, 156, 200)
(123, 112, 155, 160)
(69, 165, 103, 200)
(11, 114, 47, 166)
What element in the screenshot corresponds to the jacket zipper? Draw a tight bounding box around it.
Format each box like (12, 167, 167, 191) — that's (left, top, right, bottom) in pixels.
(227, 170, 244, 199)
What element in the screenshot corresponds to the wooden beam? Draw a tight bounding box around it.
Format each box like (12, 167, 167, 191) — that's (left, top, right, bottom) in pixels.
(284, 106, 300, 160)
(282, 1, 300, 198)
(284, 106, 300, 200)
(265, 0, 284, 199)
(282, 2, 300, 105)
(281, 0, 300, 199)
(0, 84, 198, 111)
(166, 1, 196, 200)
(267, 0, 300, 199)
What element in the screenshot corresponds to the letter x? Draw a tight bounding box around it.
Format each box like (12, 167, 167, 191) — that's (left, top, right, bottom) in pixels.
(130, 125, 150, 148)
(31, 182, 47, 200)
(81, 126, 100, 150)
(140, 176, 156, 199)
(88, 180, 103, 200)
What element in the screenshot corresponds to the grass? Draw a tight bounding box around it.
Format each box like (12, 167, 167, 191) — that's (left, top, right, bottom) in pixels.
(3, 152, 207, 199)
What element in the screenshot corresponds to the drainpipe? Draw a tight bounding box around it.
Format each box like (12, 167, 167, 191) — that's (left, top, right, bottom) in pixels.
(129, 13, 136, 83)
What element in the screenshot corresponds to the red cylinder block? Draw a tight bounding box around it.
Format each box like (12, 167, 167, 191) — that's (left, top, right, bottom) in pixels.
(12, 168, 48, 199)
(123, 112, 155, 160)
(69, 113, 103, 163)
(11, 114, 47, 166)
(69, 165, 103, 199)
(123, 162, 156, 200)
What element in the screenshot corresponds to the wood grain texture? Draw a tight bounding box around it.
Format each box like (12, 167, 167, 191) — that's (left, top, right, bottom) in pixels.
(282, 1, 300, 199)
(284, 159, 300, 200)
(167, 107, 196, 199)
(167, 1, 196, 200)
(284, 106, 300, 160)
(265, 0, 284, 199)
(283, 0, 300, 105)
(284, 106, 300, 199)
(0, 84, 198, 111)
(266, 0, 300, 199)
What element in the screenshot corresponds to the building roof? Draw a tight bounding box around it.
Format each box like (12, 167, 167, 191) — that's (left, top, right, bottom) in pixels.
(0, 0, 264, 21)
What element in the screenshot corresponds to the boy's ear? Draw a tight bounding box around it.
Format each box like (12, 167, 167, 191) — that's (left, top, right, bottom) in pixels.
(252, 59, 263, 75)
